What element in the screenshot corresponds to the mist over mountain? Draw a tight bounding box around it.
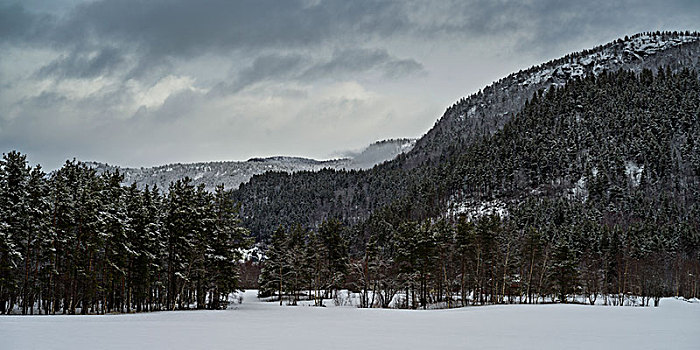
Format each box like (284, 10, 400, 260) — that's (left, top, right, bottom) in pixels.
(337, 138, 417, 170)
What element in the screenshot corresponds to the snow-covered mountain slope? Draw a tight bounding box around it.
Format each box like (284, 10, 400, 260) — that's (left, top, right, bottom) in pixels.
(404, 31, 700, 168)
(86, 138, 415, 191)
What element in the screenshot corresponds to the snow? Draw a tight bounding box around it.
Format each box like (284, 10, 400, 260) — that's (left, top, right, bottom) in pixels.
(569, 176, 588, 202)
(521, 68, 555, 86)
(518, 34, 700, 88)
(239, 246, 264, 262)
(625, 161, 644, 187)
(623, 34, 698, 57)
(4, 290, 696, 350)
(448, 198, 508, 220)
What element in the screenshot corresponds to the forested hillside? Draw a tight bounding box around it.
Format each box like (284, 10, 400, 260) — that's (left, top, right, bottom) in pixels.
(259, 68, 700, 307)
(234, 32, 700, 240)
(407, 31, 700, 168)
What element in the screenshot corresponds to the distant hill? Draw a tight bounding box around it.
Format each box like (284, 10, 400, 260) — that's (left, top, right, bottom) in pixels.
(85, 138, 415, 191)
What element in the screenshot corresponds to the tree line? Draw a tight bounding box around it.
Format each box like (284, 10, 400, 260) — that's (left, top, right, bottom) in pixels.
(258, 200, 698, 309)
(0, 156, 251, 314)
(258, 219, 349, 306)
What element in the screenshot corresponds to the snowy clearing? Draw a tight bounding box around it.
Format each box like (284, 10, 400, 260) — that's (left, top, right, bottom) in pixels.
(1, 290, 698, 350)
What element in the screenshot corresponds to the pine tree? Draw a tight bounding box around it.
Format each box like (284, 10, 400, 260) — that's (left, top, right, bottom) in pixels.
(0, 151, 31, 314)
(258, 226, 289, 304)
(318, 218, 348, 298)
(207, 184, 251, 309)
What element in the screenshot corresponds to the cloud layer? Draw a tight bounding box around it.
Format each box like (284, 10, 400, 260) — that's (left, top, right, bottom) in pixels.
(1, 0, 699, 169)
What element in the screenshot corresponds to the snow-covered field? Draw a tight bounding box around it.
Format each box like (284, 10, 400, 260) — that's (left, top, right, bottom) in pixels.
(1, 290, 698, 350)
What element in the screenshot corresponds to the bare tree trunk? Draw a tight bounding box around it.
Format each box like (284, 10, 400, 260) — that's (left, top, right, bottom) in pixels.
(527, 249, 535, 304)
(279, 265, 283, 306)
(460, 258, 467, 307)
(475, 250, 482, 305)
(501, 243, 510, 304)
(537, 246, 550, 304)
(443, 260, 451, 308)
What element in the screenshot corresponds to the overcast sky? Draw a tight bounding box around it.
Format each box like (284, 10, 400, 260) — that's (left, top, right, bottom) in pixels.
(2, 0, 699, 169)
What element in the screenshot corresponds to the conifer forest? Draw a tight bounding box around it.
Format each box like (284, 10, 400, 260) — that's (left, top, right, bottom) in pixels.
(0, 158, 251, 314)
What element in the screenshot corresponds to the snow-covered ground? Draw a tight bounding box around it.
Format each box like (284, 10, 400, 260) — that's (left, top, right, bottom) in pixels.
(1, 290, 698, 350)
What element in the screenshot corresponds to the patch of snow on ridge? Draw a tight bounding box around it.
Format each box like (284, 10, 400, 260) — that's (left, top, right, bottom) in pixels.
(624, 34, 698, 57)
(448, 198, 508, 220)
(521, 68, 555, 86)
(401, 139, 417, 152)
(568, 176, 589, 202)
(625, 161, 644, 187)
(519, 34, 700, 87)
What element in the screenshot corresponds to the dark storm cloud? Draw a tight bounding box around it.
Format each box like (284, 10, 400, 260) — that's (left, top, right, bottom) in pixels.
(0, 2, 48, 43)
(0, 3, 30, 39)
(37, 47, 124, 79)
(7, 0, 700, 53)
(8, 0, 699, 82)
(2, 0, 412, 82)
(300, 48, 423, 81)
(48, 0, 406, 63)
(216, 49, 423, 94)
(417, 0, 700, 51)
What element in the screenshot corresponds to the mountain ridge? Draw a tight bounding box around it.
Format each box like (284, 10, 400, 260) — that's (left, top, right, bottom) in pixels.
(86, 138, 416, 191)
(402, 31, 700, 168)
(231, 31, 700, 239)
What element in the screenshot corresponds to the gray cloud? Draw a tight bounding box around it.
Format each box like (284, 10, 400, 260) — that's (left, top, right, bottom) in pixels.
(0, 2, 53, 44)
(0, 0, 409, 85)
(20, 91, 68, 109)
(227, 54, 306, 93)
(7, 1, 700, 54)
(1, 0, 699, 169)
(383, 59, 424, 79)
(300, 48, 424, 81)
(213, 48, 424, 95)
(43, 0, 407, 66)
(9, 0, 699, 82)
(37, 47, 124, 79)
(411, 0, 700, 52)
